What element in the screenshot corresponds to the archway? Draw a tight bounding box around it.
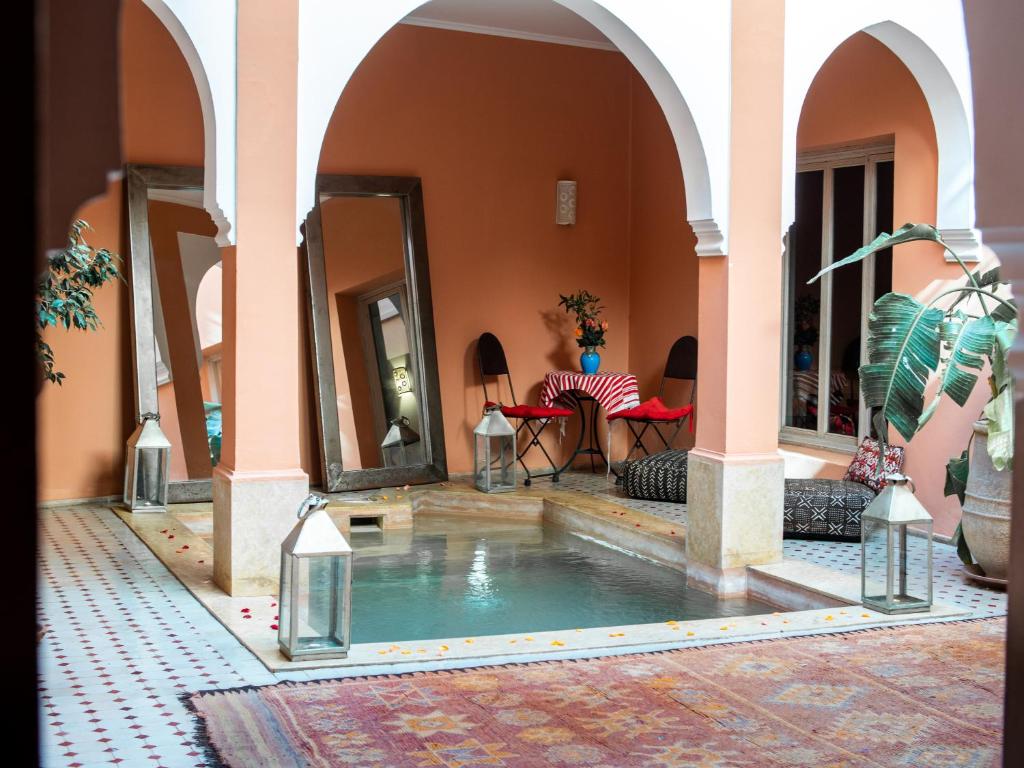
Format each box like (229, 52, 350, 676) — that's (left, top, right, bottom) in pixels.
(296, 0, 728, 255)
(782, 5, 976, 256)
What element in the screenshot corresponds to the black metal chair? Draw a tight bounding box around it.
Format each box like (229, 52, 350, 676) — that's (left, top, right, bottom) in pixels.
(611, 335, 697, 463)
(477, 332, 574, 486)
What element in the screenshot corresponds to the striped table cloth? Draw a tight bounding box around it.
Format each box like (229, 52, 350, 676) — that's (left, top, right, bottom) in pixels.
(539, 371, 640, 416)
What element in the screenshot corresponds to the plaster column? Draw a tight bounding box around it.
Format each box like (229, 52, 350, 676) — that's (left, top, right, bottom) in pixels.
(686, 0, 786, 596)
(213, 0, 308, 596)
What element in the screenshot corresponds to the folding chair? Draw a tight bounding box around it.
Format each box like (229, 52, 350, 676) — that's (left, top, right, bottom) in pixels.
(477, 332, 574, 486)
(609, 335, 697, 463)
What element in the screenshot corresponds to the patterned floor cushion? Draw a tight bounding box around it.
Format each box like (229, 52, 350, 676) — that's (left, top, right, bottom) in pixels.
(783, 478, 875, 542)
(622, 449, 688, 503)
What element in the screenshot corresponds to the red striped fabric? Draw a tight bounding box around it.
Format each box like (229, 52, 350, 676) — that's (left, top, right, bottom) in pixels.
(539, 371, 641, 416)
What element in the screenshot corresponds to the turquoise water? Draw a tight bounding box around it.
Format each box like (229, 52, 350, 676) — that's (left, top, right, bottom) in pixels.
(349, 516, 773, 643)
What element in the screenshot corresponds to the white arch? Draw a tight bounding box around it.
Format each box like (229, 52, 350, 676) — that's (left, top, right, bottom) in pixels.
(296, 0, 730, 255)
(140, 0, 236, 246)
(782, 0, 977, 260)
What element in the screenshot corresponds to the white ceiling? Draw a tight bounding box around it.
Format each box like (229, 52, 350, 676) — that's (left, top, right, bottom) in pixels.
(402, 0, 614, 50)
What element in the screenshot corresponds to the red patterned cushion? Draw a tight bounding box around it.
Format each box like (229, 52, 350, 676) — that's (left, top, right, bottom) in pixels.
(608, 397, 694, 425)
(844, 438, 906, 493)
(483, 401, 574, 419)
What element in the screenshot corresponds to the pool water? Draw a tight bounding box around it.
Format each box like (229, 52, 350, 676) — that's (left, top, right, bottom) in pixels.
(349, 516, 774, 644)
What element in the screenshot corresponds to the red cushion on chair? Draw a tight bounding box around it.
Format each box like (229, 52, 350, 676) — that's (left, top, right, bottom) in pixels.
(501, 404, 575, 419)
(608, 397, 694, 423)
(482, 401, 574, 419)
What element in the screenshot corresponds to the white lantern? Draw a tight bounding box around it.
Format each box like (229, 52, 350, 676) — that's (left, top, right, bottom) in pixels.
(279, 495, 353, 660)
(861, 474, 933, 614)
(381, 416, 420, 468)
(123, 413, 171, 513)
(474, 404, 516, 492)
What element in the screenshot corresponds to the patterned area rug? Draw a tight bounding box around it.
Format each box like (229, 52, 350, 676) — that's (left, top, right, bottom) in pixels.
(189, 618, 1004, 767)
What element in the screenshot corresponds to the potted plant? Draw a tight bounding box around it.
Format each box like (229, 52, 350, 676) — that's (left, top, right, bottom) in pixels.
(36, 219, 122, 387)
(561, 290, 606, 374)
(558, 289, 608, 374)
(811, 223, 1017, 580)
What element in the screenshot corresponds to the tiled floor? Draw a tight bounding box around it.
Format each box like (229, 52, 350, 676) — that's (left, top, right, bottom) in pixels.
(37, 476, 1005, 766)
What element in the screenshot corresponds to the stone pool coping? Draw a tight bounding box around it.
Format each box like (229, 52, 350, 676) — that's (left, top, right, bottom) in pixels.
(113, 481, 968, 673)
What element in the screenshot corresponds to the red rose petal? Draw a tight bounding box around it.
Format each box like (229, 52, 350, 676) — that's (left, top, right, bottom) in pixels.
(241, 608, 250, 613)
(168, 535, 175, 540)
(242, 615, 252, 619)
(182, 545, 189, 550)
(274, 615, 279, 620)
(160, 529, 168, 534)
(270, 602, 277, 607)
(197, 560, 204, 564)
(270, 624, 278, 630)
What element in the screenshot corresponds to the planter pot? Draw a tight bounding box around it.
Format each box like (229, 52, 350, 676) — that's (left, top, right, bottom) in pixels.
(580, 347, 600, 375)
(961, 420, 1012, 579)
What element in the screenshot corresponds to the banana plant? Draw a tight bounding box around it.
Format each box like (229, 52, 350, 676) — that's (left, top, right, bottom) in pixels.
(809, 223, 1017, 564)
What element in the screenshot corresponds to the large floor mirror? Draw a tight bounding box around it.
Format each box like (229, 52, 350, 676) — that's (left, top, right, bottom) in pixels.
(126, 165, 222, 502)
(305, 175, 446, 491)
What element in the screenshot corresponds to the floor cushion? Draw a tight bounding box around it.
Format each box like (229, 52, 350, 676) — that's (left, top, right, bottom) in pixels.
(622, 449, 688, 503)
(783, 478, 875, 542)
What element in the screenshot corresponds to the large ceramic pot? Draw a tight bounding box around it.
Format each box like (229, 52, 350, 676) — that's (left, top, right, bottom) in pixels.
(961, 420, 1012, 579)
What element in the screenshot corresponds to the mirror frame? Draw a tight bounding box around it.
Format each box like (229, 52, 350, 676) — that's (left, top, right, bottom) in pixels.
(304, 174, 447, 491)
(125, 163, 213, 503)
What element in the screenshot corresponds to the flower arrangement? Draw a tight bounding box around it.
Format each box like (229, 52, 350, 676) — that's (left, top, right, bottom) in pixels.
(558, 290, 607, 348)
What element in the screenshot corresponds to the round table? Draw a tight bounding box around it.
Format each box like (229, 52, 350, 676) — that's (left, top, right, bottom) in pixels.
(539, 371, 640, 474)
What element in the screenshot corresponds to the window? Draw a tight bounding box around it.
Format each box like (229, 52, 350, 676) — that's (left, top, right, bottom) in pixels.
(781, 143, 894, 451)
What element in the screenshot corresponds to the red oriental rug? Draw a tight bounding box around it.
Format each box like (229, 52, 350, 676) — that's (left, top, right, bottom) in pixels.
(189, 618, 1004, 767)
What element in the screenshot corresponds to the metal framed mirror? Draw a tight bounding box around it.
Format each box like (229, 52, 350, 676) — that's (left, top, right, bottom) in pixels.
(304, 174, 447, 491)
(125, 164, 223, 503)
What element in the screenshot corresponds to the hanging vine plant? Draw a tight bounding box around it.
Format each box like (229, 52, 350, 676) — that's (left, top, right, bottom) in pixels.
(35, 219, 122, 385)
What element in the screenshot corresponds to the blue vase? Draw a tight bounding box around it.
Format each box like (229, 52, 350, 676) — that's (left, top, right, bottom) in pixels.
(580, 346, 600, 374)
(794, 349, 813, 371)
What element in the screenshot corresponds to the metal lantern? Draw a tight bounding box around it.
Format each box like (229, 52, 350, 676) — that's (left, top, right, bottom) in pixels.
(381, 416, 420, 467)
(474, 404, 516, 492)
(279, 495, 353, 660)
(123, 413, 171, 512)
(861, 474, 933, 614)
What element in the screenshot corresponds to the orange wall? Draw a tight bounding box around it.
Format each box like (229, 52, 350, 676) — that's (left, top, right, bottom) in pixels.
(37, 0, 205, 501)
(627, 71, 699, 446)
(796, 32, 981, 534)
(317, 24, 696, 473)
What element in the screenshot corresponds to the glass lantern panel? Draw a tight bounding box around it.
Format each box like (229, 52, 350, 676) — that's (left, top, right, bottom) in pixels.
(132, 448, 168, 508)
(278, 555, 293, 650)
(293, 555, 347, 654)
(384, 444, 407, 469)
(475, 433, 489, 488)
(491, 435, 515, 489)
(888, 523, 932, 609)
(862, 517, 890, 605)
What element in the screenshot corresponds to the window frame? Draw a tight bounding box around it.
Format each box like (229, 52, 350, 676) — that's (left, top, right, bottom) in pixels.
(779, 141, 895, 453)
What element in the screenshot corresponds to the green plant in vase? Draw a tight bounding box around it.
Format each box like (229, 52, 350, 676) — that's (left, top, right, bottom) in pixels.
(810, 223, 1017, 576)
(558, 289, 607, 374)
(36, 219, 122, 385)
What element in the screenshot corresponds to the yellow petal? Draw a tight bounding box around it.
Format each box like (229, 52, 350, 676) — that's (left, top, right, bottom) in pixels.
(551, 640, 565, 647)
(686, 631, 695, 637)
(464, 638, 475, 644)
(439, 645, 449, 651)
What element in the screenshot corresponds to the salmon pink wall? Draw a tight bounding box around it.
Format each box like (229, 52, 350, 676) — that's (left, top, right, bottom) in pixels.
(37, 0, 205, 501)
(316, 24, 695, 473)
(626, 71, 699, 446)
(795, 32, 980, 534)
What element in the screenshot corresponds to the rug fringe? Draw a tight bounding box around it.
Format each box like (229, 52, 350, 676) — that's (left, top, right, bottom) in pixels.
(186, 615, 1002, 698)
(179, 690, 231, 768)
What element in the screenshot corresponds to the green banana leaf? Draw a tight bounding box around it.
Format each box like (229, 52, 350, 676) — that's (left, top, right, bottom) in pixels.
(944, 449, 970, 505)
(808, 223, 948, 284)
(860, 293, 943, 443)
(950, 522, 974, 566)
(984, 385, 1014, 471)
(918, 314, 994, 429)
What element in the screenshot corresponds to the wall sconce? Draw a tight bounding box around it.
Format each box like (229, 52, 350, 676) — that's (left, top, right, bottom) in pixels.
(393, 366, 412, 395)
(555, 180, 577, 225)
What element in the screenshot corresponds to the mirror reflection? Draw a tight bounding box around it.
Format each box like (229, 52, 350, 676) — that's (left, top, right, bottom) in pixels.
(320, 196, 424, 470)
(146, 188, 223, 481)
